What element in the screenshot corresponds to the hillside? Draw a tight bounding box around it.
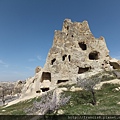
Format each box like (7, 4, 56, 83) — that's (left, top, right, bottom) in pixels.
(0, 70, 120, 120)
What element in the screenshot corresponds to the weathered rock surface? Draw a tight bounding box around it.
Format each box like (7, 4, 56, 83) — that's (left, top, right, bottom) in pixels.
(35, 66, 42, 73)
(44, 19, 111, 84)
(113, 70, 120, 79)
(19, 19, 120, 98)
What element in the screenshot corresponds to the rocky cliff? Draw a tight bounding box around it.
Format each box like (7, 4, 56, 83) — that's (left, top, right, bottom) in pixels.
(20, 19, 120, 98)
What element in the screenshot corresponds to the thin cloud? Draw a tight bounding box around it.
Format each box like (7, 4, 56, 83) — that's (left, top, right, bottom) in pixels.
(28, 58, 36, 62)
(28, 55, 43, 62)
(37, 55, 41, 61)
(112, 53, 120, 60)
(114, 56, 120, 60)
(25, 67, 34, 71)
(0, 59, 9, 68)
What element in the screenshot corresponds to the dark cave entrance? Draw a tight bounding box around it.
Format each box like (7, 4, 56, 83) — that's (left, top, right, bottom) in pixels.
(57, 80, 69, 84)
(78, 42, 87, 50)
(41, 72, 51, 82)
(78, 67, 91, 74)
(41, 88, 49, 92)
(89, 51, 99, 60)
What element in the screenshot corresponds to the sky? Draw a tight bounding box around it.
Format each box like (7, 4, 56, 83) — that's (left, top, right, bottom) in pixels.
(0, 0, 120, 81)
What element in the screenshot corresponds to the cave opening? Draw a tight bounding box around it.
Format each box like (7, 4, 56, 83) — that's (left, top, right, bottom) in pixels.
(78, 67, 91, 74)
(41, 88, 49, 92)
(41, 72, 51, 82)
(51, 58, 56, 65)
(36, 90, 41, 93)
(57, 80, 69, 84)
(67, 26, 69, 30)
(62, 54, 67, 61)
(68, 55, 71, 62)
(78, 42, 87, 50)
(89, 51, 99, 60)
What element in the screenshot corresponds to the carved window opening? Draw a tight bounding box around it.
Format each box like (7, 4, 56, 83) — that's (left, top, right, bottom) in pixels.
(51, 58, 56, 65)
(41, 72, 51, 82)
(89, 51, 99, 60)
(68, 55, 71, 62)
(62, 54, 67, 61)
(78, 67, 91, 74)
(67, 26, 69, 30)
(78, 42, 87, 50)
(57, 80, 69, 84)
(71, 35, 74, 37)
(41, 88, 49, 92)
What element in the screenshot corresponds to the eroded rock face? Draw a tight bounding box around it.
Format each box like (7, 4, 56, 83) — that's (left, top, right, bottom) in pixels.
(44, 19, 111, 84)
(21, 19, 119, 97)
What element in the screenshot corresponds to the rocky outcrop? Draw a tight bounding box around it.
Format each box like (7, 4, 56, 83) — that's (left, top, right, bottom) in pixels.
(35, 66, 42, 73)
(44, 19, 111, 84)
(20, 19, 119, 98)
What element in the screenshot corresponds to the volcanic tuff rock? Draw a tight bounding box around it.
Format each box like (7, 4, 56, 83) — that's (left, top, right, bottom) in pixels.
(20, 19, 119, 97)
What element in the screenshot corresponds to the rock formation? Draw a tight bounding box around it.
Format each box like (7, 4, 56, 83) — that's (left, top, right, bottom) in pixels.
(20, 19, 120, 97)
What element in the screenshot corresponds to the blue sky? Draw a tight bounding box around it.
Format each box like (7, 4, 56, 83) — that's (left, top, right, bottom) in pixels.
(0, 0, 120, 81)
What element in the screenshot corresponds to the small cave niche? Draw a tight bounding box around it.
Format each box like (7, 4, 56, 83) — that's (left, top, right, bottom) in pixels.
(68, 55, 71, 62)
(78, 67, 91, 74)
(78, 42, 87, 50)
(71, 35, 74, 37)
(41, 72, 51, 82)
(57, 80, 69, 84)
(89, 51, 99, 60)
(36, 90, 41, 93)
(41, 88, 49, 92)
(51, 58, 56, 65)
(62, 54, 67, 61)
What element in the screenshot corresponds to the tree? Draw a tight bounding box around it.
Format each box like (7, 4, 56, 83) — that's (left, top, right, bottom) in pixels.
(77, 75, 101, 105)
(1, 88, 5, 105)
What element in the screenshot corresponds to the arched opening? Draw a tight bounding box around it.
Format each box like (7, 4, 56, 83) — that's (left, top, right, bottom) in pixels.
(78, 42, 87, 50)
(68, 55, 71, 62)
(78, 67, 91, 74)
(51, 58, 56, 65)
(89, 51, 99, 60)
(41, 72, 51, 82)
(62, 54, 67, 61)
